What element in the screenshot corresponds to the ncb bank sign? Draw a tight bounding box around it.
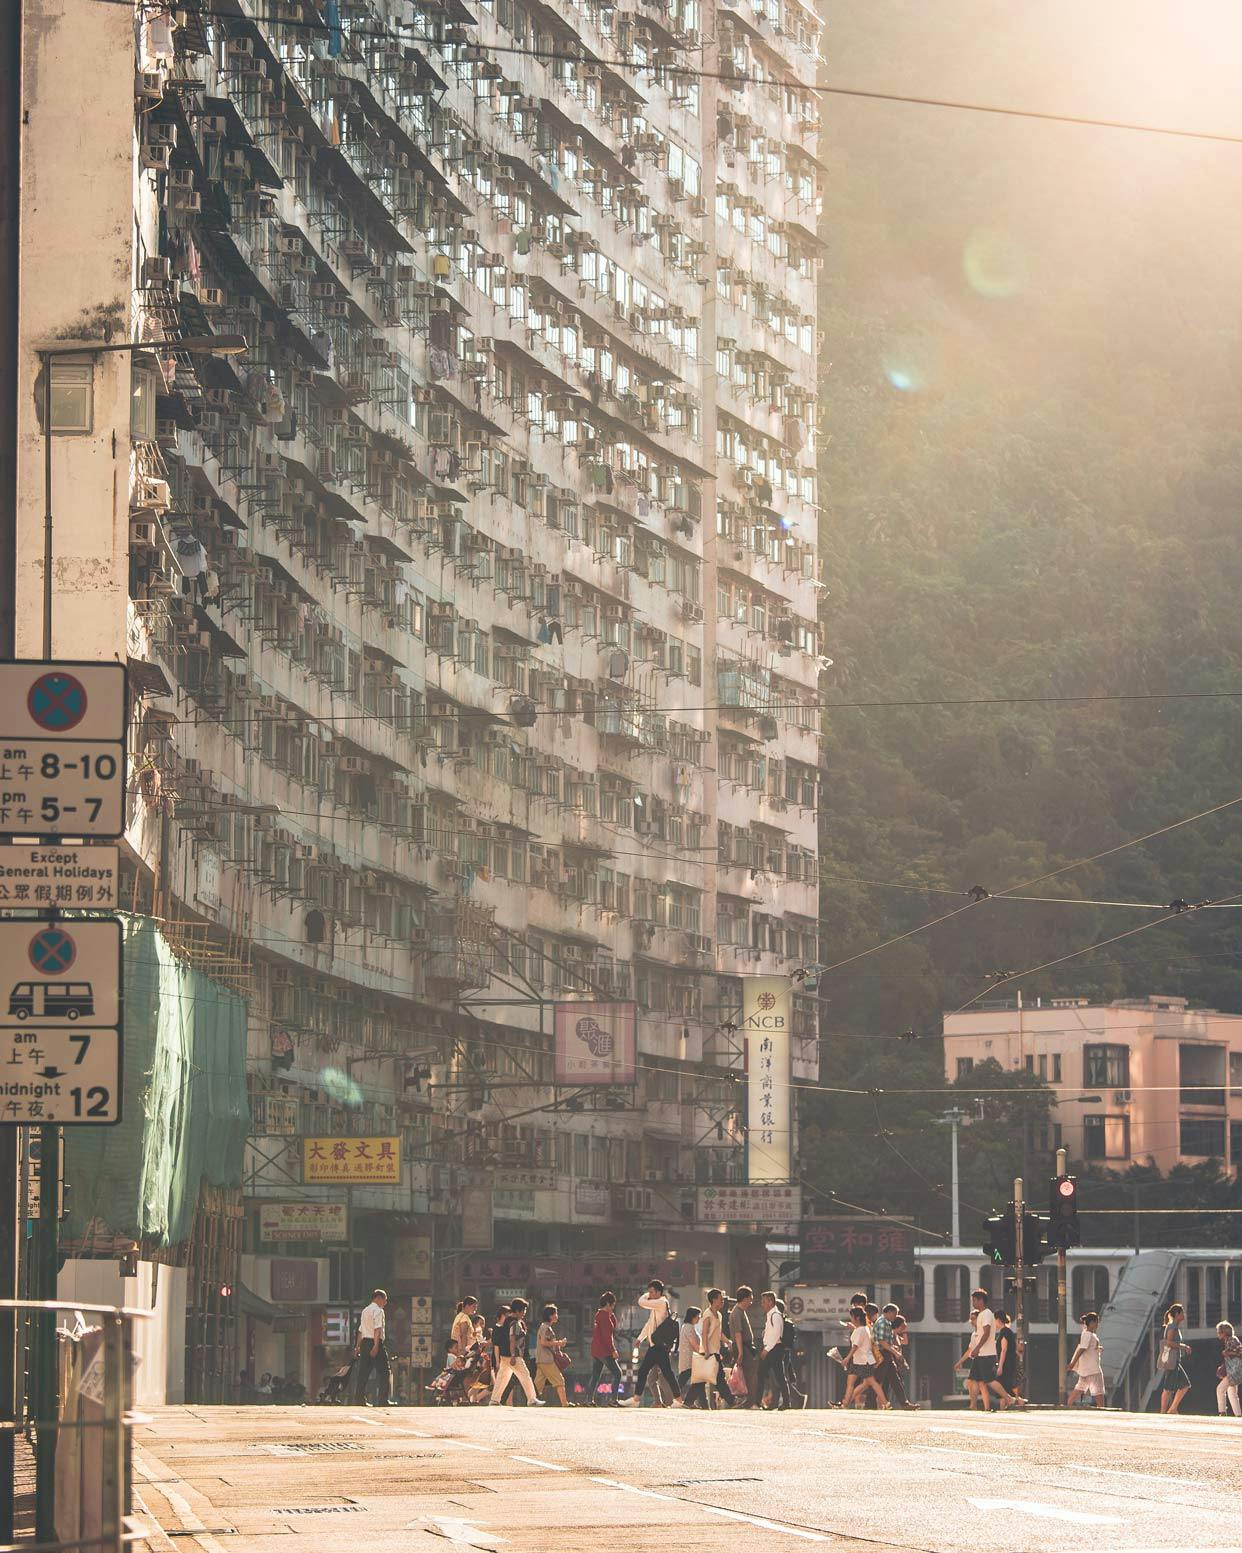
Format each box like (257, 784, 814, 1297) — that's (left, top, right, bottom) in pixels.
(742, 975, 792, 1183)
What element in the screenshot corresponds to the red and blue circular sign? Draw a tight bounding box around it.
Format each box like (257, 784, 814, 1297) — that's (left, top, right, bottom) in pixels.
(28, 926, 77, 976)
(27, 671, 88, 733)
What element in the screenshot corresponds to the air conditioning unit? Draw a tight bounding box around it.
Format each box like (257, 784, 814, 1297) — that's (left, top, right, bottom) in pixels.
(141, 143, 172, 172)
(138, 478, 171, 510)
(200, 287, 225, 309)
(136, 70, 165, 105)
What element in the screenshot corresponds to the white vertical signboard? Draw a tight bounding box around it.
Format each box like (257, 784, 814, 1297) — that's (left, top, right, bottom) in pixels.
(743, 975, 792, 1183)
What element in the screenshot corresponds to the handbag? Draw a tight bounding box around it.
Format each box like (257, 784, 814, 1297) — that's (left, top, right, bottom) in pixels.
(690, 1352, 718, 1386)
(553, 1349, 571, 1374)
(727, 1364, 749, 1398)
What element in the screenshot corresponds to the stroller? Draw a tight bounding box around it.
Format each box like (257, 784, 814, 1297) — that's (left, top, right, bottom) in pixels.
(316, 1359, 355, 1404)
(427, 1346, 489, 1406)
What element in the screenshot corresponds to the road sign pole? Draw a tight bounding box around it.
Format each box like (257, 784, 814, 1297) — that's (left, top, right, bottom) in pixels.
(33, 1121, 59, 1540)
(0, 1126, 15, 1542)
(1056, 1145, 1068, 1406)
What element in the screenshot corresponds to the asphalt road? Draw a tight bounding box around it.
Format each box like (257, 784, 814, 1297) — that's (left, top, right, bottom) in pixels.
(133, 1404, 1242, 1553)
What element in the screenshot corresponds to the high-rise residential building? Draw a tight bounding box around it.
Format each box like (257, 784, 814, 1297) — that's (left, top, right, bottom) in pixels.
(14, 0, 821, 1398)
(943, 995, 1242, 1175)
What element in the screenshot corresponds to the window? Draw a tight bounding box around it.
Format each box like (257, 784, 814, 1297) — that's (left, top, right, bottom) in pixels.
(47, 361, 93, 433)
(1231, 1051, 1242, 1093)
(955, 1057, 974, 1081)
(933, 1264, 971, 1323)
(1072, 1265, 1110, 1312)
(1180, 1043, 1225, 1107)
(1084, 1044, 1129, 1088)
(1180, 1116, 1226, 1157)
(1083, 1114, 1130, 1160)
(1232, 1120, 1242, 1170)
(130, 363, 158, 441)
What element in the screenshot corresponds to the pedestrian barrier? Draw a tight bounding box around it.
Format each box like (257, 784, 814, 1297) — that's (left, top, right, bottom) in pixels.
(1, 1299, 148, 1553)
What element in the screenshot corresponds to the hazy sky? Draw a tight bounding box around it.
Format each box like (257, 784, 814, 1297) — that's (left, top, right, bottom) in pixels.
(824, 1, 1242, 138)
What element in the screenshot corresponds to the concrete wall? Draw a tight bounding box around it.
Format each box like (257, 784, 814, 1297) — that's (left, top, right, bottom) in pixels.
(17, 0, 136, 658)
(58, 1258, 187, 1405)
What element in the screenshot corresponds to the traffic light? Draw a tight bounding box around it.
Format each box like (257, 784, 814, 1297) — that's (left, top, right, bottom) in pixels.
(1048, 1173, 1081, 1249)
(982, 1210, 1016, 1266)
(983, 1207, 1047, 1267)
(1021, 1209, 1048, 1266)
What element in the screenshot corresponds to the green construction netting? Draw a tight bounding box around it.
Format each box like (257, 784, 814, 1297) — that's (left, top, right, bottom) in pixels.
(63, 916, 250, 1247)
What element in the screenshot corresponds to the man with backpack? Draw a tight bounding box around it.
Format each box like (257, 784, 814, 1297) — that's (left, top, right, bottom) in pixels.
(776, 1299, 807, 1409)
(622, 1279, 683, 1406)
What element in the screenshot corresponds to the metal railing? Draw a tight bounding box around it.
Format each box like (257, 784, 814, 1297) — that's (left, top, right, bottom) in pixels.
(1, 1301, 148, 1553)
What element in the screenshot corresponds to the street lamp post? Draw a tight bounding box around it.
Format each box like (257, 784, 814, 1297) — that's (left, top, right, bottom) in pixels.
(937, 1108, 966, 1247)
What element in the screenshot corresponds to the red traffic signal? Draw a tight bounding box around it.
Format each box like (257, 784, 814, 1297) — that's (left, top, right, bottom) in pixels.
(218, 1283, 234, 1299)
(1048, 1173, 1080, 1249)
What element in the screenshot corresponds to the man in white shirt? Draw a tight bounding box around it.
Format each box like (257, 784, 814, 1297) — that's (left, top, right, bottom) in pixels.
(956, 1287, 1010, 1411)
(354, 1288, 391, 1405)
(758, 1290, 790, 1410)
(622, 1279, 683, 1406)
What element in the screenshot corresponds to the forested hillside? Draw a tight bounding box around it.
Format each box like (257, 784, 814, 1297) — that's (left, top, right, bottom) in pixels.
(806, 4, 1242, 1232)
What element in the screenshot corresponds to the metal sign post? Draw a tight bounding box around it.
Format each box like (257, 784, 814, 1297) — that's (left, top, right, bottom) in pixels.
(0, 658, 127, 1540)
(1056, 1145, 1069, 1405)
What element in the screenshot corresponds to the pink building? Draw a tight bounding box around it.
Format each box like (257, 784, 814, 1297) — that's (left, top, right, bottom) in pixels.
(942, 995, 1242, 1173)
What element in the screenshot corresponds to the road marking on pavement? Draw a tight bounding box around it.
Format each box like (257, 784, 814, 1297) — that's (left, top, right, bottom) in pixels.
(348, 1413, 430, 1435)
(589, 1476, 676, 1500)
(510, 1455, 569, 1471)
(617, 1434, 686, 1448)
(931, 1426, 1010, 1441)
(969, 1498, 1122, 1526)
(592, 1474, 830, 1541)
(913, 1445, 1017, 1463)
(133, 1451, 235, 1553)
(702, 1506, 830, 1542)
(1062, 1464, 1201, 1489)
(418, 1514, 507, 1549)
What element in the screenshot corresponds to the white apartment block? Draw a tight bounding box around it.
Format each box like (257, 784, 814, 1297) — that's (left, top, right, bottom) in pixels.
(16, 0, 822, 1395)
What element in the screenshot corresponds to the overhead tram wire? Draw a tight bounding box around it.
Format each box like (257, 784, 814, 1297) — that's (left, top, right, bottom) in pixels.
(811, 791, 1242, 981)
(950, 890, 1242, 1015)
(96, 0, 1242, 149)
(174, 686, 1242, 736)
